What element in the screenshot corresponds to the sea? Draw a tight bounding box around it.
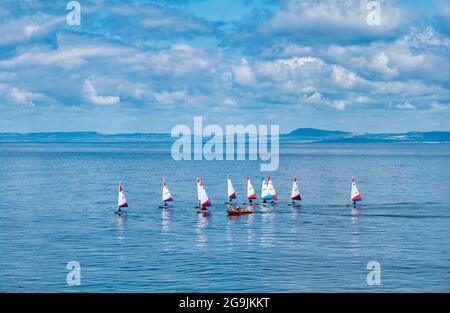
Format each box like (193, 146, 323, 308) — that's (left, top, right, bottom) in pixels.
(0, 141, 449, 292)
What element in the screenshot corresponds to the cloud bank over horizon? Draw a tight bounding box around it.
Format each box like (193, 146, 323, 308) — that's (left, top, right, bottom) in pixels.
(0, 0, 449, 133)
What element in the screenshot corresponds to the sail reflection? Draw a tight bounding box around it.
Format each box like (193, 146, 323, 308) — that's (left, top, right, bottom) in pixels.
(116, 214, 127, 241)
(350, 207, 361, 256)
(196, 212, 209, 250)
(260, 203, 276, 247)
(161, 208, 171, 233)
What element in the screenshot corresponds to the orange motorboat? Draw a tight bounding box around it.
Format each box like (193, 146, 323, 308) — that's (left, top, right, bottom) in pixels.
(226, 207, 253, 216)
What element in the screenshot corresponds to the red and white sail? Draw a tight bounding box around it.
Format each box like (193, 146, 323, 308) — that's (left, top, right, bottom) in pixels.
(246, 176, 257, 199)
(267, 176, 279, 200)
(351, 177, 362, 202)
(227, 176, 236, 199)
(199, 180, 211, 207)
(291, 177, 301, 200)
(118, 183, 128, 207)
(162, 178, 173, 202)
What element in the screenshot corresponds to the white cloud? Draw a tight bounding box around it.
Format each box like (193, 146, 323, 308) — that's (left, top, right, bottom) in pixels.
(83, 80, 120, 106)
(430, 102, 449, 112)
(266, 0, 417, 43)
(223, 98, 238, 107)
(232, 59, 256, 86)
(154, 90, 185, 105)
(371, 52, 398, 77)
(0, 14, 64, 46)
(395, 101, 416, 110)
(9, 87, 44, 107)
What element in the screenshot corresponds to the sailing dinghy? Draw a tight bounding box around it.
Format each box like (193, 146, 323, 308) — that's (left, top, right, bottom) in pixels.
(158, 178, 173, 208)
(260, 177, 272, 204)
(225, 176, 236, 204)
(351, 176, 362, 207)
(116, 182, 128, 214)
(243, 176, 257, 205)
(288, 177, 302, 207)
(197, 179, 211, 213)
(267, 176, 278, 204)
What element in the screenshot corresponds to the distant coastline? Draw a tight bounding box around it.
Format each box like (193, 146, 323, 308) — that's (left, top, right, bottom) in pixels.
(1, 128, 450, 143)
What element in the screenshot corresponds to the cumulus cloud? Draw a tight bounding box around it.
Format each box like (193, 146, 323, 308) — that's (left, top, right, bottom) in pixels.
(9, 87, 45, 107)
(264, 0, 419, 43)
(395, 101, 416, 110)
(83, 80, 120, 106)
(430, 102, 450, 112)
(0, 14, 64, 47)
(154, 90, 186, 105)
(231, 59, 256, 86)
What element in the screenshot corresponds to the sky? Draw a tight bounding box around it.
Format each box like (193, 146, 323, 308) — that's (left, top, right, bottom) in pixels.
(0, 0, 449, 133)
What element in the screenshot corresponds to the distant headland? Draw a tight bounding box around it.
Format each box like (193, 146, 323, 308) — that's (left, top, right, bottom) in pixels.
(0, 128, 450, 143)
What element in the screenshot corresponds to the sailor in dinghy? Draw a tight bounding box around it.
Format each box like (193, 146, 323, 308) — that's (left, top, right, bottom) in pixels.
(288, 177, 302, 207)
(351, 176, 363, 208)
(159, 178, 173, 208)
(116, 182, 128, 215)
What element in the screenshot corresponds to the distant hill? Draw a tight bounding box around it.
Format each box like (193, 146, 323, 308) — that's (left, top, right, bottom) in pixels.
(0, 132, 172, 142)
(284, 128, 450, 142)
(0, 129, 449, 143)
(285, 128, 351, 140)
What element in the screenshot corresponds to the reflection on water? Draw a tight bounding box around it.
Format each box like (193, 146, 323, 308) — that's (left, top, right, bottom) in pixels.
(245, 211, 255, 244)
(260, 204, 276, 247)
(196, 212, 209, 250)
(116, 214, 127, 242)
(161, 208, 171, 233)
(350, 207, 361, 256)
(351, 207, 361, 216)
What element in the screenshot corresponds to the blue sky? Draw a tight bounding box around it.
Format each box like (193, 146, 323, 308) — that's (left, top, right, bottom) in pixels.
(0, 0, 449, 133)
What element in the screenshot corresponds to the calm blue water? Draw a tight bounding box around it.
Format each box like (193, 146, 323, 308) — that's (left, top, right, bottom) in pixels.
(0, 142, 449, 292)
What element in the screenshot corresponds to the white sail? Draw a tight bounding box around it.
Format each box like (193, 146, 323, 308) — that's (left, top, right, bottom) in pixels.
(162, 178, 173, 202)
(351, 177, 362, 202)
(118, 183, 128, 207)
(199, 180, 211, 207)
(261, 177, 272, 200)
(196, 177, 201, 204)
(227, 176, 236, 199)
(246, 176, 257, 199)
(267, 176, 278, 200)
(291, 177, 301, 200)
